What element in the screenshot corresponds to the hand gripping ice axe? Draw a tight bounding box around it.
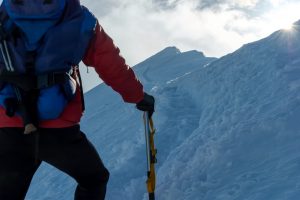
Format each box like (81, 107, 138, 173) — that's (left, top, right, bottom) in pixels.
(143, 111, 157, 200)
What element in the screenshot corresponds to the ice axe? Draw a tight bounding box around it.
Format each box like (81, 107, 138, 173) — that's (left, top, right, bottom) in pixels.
(143, 111, 157, 200)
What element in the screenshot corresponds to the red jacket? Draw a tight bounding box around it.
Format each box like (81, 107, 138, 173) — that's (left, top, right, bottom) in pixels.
(0, 23, 144, 128)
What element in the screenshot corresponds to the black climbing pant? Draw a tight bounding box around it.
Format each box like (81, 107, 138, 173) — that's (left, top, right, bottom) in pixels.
(0, 125, 110, 200)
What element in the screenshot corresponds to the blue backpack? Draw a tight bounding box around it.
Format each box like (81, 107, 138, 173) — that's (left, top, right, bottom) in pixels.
(0, 0, 97, 121)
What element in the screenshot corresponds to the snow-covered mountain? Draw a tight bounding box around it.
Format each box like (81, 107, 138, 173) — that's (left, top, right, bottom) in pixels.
(26, 21, 300, 200)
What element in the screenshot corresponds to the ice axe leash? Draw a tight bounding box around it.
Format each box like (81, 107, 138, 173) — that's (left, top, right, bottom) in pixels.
(143, 111, 157, 200)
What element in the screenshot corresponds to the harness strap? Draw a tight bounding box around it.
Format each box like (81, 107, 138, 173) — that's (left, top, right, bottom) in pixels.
(12, 0, 24, 5)
(0, 72, 71, 91)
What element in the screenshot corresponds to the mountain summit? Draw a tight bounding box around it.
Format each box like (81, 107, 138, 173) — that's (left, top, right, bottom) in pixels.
(134, 46, 216, 91)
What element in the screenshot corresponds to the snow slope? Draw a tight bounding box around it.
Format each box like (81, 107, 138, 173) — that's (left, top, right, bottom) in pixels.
(26, 21, 300, 200)
(154, 25, 300, 200)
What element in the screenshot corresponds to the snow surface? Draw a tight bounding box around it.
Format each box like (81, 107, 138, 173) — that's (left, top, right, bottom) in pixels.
(26, 24, 300, 200)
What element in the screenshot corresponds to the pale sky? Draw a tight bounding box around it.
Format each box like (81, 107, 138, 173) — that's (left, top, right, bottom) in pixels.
(81, 0, 300, 66)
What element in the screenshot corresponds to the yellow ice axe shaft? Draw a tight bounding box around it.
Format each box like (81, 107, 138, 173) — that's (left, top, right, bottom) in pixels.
(143, 112, 157, 200)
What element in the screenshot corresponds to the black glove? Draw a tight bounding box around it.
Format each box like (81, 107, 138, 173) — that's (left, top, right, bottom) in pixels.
(136, 93, 155, 117)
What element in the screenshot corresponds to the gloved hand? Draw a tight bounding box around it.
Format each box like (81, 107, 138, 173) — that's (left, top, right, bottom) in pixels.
(136, 92, 155, 118)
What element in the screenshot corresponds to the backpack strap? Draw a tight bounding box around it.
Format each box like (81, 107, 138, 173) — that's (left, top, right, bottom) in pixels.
(74, 66, 85, 112)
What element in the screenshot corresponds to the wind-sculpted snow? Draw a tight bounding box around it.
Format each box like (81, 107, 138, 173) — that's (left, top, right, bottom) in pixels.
(26, 24, 300, 200)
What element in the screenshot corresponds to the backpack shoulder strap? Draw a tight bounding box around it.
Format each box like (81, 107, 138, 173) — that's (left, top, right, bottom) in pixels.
(74, 66, 85, 112)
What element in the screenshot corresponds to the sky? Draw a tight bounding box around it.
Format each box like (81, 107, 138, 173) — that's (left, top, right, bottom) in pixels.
(1, 0, 299, 91)
(81, 0, 300, 66)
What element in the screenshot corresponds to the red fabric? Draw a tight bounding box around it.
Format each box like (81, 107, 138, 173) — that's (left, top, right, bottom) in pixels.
(82, 24, 144, 103)
(0, 23, 144, 128)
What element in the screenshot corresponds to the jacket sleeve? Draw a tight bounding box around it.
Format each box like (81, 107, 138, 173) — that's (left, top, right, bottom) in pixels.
(82, 23, 144, 103)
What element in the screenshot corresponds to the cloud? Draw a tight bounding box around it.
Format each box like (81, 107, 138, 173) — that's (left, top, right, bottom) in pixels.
(152, 0, 260, 11)
(80, 0, 300, 67)
(196, 0, 259, 10)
